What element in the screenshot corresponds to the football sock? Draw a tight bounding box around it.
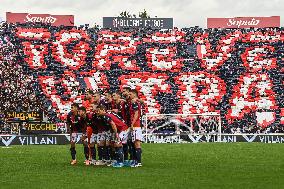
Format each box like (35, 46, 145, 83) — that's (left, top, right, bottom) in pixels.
(128, 141, 135, 160)
(84, 146, 89, 160)
(90, 146, 96, 160)
(70, 147, 76, 160)
(135, 148, 142, 163)
(123, 143, 129, 160)
(116, 147, 124, 163)
(132, 143, 137, 161)
(105, 146, 111, 160)
(110, 147, 116, 160)
(98, 146, 104, 160)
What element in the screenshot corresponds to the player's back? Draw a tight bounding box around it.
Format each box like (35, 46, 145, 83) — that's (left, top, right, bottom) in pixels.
(105, 113, 128, 132)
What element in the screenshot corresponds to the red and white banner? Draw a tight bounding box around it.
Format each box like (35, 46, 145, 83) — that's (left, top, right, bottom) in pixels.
(11, 26, 283, 128)
(6, 12, 74, 26)
(207, 16, 280, 28)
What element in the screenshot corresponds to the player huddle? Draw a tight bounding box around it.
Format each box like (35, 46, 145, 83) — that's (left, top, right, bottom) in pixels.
(66, 87, 143, 168)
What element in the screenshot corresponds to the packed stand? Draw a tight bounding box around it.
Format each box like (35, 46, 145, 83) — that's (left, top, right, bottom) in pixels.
(0, 21, 283, 134)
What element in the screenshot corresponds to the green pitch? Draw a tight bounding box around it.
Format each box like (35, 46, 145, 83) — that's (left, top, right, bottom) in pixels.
(0, 143, 283, 189)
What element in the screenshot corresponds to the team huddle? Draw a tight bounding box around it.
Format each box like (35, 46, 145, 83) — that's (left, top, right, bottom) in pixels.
(66, 87, 143, 168)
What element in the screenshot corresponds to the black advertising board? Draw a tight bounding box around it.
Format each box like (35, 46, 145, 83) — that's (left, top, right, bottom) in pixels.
(103, 17, 173, 29)
(1, 134, 284, 146)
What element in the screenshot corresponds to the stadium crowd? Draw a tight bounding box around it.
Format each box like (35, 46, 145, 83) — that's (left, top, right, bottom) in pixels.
(0, 23, 45, 113)
(0, 21, 283, 134)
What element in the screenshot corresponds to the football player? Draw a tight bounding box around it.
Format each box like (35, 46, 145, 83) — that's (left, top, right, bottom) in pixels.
(88, 104, 98, 165)
(91, 92, 111, 165)
(121, 87, 133, 164)
(77, 106, 91, 165)
(129, 89, 143, 167)
(97, 105, 130, 168)
(67, 103, 80, 165)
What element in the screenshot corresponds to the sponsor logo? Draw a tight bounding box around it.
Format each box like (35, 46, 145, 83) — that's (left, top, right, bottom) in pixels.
(221, 135, 237, 142)
(242, 135, 257, 142)
(146, 135, 181, 143)
(259, 136, 284, 143)
(26, 123, 57, 131)
(187, 135, 203, 143)
(5, 111, 41, 122)
(227, 18, 260, 28)
(24, 14, 57, 24)
(105, 17, 172, 29)
(0, 135, 16, 146)
(18, 136, 57, 145)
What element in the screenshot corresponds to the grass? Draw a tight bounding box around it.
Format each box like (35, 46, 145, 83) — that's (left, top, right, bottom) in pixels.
(0, 143, 283, 189)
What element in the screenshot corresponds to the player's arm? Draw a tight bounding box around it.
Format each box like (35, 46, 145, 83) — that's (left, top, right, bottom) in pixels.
(110, 120, 119, 140)
(110, 120, 118, 134)
(131, 111, 139, 130)
(112, 109, 118, 113)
